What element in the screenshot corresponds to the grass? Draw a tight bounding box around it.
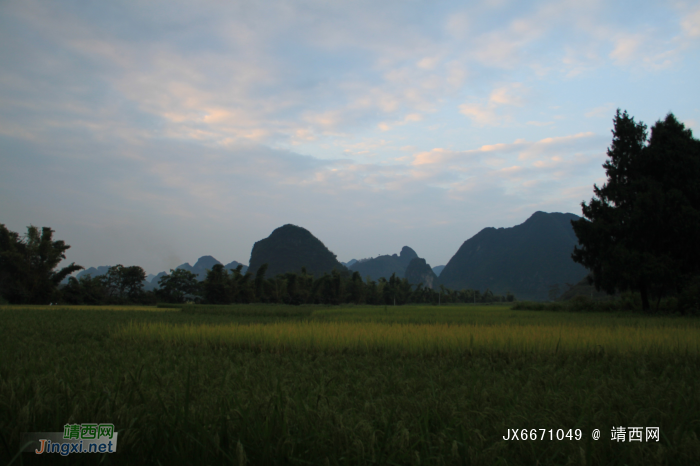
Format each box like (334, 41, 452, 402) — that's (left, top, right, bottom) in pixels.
(1, 304, 699, 465)
(0, 304, 179, 312)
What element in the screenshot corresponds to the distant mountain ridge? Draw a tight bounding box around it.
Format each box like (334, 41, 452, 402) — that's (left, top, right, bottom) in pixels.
(247, 224, 346, 278)
(76, 266, 112, 281)
(72, 257, 249, 291)
(67, 211, 589, 301)
(173, 256, 248, 280)
(405, 258, 438, 289)
(349, 246, 418, 281)
(438, 211, 588, 301)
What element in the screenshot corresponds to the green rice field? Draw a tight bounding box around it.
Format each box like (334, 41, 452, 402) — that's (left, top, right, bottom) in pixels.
(1, 304, 699, 465)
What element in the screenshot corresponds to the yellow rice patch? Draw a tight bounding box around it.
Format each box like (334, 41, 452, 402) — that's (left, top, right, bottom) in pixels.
(113, 321, 700, 355)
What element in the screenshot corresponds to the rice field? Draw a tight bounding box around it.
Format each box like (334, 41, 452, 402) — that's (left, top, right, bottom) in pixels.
(1, 304, 699, 465)
(0, 304, 178, 312)
(114, 320, 700, 356)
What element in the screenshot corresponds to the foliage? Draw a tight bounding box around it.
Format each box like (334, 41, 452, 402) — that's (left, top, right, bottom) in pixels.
(156, 268, 200, 303)
(100, 264, 147, 301)
(0, 224, 82, 303)
(677, 275, 700, 315)
(197, 264, 511, 306)
(59, 265, 155, 305)
(62, 275, 108, 305)
(573, 110, 700, 311)
(511, 291, 696, 314)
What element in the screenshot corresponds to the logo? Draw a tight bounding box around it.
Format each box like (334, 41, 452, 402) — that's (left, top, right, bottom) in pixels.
(21, 424, 118, 456)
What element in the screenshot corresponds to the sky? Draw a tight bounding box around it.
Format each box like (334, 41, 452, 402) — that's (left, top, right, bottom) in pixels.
(1, 0, 699, 276)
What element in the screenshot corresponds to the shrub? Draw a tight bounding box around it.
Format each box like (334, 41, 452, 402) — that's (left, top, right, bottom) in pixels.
(677, 276, 700, 315)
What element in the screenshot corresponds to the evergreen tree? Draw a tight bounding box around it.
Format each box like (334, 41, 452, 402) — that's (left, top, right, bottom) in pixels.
(572, 110, 700, 311)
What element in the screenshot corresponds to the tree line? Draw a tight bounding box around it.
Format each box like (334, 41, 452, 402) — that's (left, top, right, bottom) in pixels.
(181, 264, 513, 305)
(0, 232, 513, 306)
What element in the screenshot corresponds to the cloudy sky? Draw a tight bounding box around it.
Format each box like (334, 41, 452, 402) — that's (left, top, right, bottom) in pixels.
(2, 0, 699, 275)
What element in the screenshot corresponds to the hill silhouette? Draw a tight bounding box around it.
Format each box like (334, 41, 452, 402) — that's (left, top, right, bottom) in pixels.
(70, 256, 248, 291)
(247, 224, 346, 278)
(175, 255, 223, 280)
(438, 211, 588, 301)
(349, 246, 418, 281)
(405, 258, 438, 289)
(76, 266, 111, 280)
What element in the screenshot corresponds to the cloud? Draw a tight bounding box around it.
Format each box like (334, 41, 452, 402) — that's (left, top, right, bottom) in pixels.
(609, 33, 645, 65)
(459, 83, 528, 126)
(1, 0, 696, 273)
(606, 14, 695, 71)
(489, 84, 527, 106)
(412, 148, 453, 166)
(410, 132, 601, 169)
(681, 5, 700, 37)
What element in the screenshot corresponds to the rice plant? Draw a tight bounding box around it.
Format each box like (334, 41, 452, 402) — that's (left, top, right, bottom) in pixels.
(113, 320, 700, 356)
(1, 304, 698, 465)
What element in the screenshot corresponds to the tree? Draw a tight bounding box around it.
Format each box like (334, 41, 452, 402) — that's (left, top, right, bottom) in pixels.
(254, 263, 268, 301)
(203, 264, 232, 304)
(61, 274, 107, 304)
(572, 110, 700, 311)
(121, 265, 147, 300)
(157, 268, 200, 303)
(0, 224, 83, 303)
(100, 265, 147, 302)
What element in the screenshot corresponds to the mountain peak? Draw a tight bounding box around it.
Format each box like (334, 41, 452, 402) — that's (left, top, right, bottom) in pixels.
(438, 211, 586, 301)
(193, 255, 222, 270)
(400, 246, 418, 260)
(349, 246, 423, 281)
(248, 225, 345, 278)
(270, 224, 311, 237)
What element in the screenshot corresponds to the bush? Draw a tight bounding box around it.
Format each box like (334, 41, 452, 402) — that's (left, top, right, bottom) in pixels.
(677, 276, 700, 315)
(511, 291, 692, 314)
